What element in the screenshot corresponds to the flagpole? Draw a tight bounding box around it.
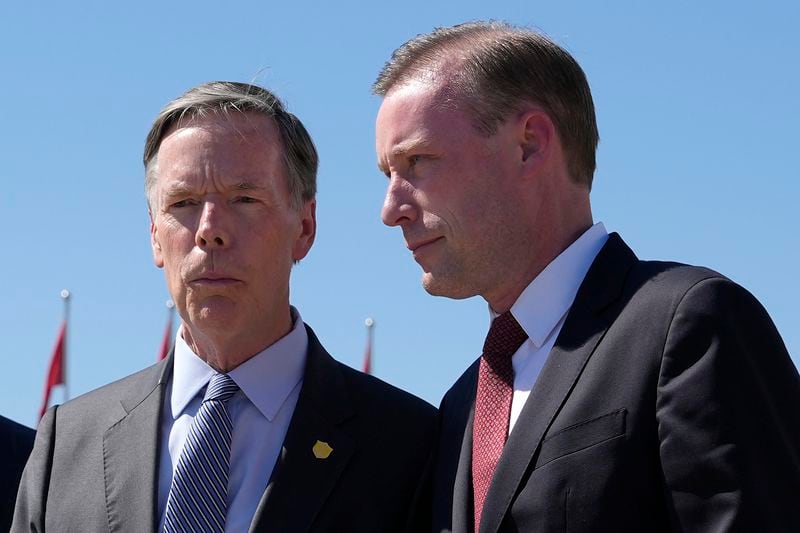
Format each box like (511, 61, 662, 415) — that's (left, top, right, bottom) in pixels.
(61, 289, 70, 402)
(365, 317, 375, 374)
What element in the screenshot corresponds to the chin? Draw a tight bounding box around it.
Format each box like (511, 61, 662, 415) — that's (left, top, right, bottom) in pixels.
(189, 299, 241, 327)
(421, 273, 474, 300)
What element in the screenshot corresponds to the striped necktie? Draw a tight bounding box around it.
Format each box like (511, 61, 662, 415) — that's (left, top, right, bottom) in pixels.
(164, 373, 239, 533)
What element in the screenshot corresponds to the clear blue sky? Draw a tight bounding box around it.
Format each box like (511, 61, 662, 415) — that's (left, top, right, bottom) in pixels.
(1, 1, 797, 428)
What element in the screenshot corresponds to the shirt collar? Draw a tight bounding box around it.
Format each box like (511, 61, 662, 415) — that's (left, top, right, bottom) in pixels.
(490, 222, 609, 347)
(170, 306, 308, 422)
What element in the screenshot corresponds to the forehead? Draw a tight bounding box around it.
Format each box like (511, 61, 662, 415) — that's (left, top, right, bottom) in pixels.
(376, 80, 475, 149)
(161, 111, 279, 151)
(156, 112, 285, 177)
(379, 80, 449, 120)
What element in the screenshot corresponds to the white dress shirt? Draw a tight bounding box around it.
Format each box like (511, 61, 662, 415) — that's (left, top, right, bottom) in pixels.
(157, 307, 308, 532)
(494, 223, 608, 433)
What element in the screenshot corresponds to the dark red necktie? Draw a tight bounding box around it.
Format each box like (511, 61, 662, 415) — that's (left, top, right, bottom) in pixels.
(472, 311, 528, 532)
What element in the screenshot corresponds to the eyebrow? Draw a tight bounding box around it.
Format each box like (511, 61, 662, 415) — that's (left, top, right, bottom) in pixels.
(390, 137, 429, 157)
(161, 183, 194, 197)
(377, 137, 432, 175)
(161, 180, 265, 196)
(233, 181, 264, 191)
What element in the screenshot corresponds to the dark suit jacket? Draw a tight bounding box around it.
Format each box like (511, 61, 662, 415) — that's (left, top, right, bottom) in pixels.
(1, 415, 35, 532)
(433, 233, 800, 532)
(12, 325, 437, 532)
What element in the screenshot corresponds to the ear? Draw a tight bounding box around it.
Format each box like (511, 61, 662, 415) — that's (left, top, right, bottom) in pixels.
(292, 199, 317, 262)
(150, 210, 165, 268)
(518, 109, 556, 166)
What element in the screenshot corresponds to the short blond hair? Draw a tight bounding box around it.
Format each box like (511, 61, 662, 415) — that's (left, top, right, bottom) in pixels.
(373, 21, 598, 188)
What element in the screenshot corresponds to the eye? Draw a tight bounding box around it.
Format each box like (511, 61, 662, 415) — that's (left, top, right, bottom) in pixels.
(170, 198, 196, 208)
(235, 196, 258, 204)
(409, 155, 423, 166)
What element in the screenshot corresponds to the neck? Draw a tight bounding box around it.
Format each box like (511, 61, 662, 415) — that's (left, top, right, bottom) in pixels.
(487, 217, 593, 314)
(180, 310, 293, 372)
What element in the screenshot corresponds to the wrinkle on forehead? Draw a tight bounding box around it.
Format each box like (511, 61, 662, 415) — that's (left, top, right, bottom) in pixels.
(163, 110, 276, 147)
(157, 114, 286, 197)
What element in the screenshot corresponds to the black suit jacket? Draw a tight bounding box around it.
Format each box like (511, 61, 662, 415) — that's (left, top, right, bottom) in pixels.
(1, 415, 35, 532)
(13, 324, 437, 532)
(433, 233, 800, 532)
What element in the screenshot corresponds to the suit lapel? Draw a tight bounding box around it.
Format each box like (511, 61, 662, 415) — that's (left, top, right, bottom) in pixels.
(249, 326, 355, 533)
(434, 359, 480, 533)
(479, 234, 637, 533)
(103, 355, 172, 533)
(451, 404, 475, 533)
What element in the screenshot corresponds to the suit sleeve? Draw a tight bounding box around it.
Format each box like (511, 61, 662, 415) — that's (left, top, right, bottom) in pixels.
(656, 277, 800, 532)
(402, 438, 435, 533)
(11, 406, 57, 533)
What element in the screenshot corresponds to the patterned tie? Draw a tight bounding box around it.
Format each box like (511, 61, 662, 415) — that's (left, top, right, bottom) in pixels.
(472, 311, 528, 532)
(164, 373, 239, 533)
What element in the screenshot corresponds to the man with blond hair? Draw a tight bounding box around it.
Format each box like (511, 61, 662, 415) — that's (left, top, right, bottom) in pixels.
(374, 21, 800, 532)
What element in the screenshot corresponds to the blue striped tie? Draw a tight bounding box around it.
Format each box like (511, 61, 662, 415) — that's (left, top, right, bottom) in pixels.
(164, 373, 239, 533)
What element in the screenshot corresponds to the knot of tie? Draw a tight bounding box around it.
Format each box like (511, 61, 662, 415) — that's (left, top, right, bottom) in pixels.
(482, 311, 528, 382)
(204, 373, 239, 403)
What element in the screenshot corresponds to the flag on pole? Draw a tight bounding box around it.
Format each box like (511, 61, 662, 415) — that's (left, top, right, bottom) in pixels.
(363, 318, 374, 375)
(39, 320, 66, 420)
(158, 301, 175, 361)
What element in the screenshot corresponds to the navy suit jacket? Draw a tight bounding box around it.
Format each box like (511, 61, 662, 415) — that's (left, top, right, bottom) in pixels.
(1, 415, 35, 532)
(433, 233, 800, 532)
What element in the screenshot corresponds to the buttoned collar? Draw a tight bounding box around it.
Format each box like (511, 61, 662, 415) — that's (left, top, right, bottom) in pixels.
(490, 222, 609, 348)
(170, 306, 308, 422)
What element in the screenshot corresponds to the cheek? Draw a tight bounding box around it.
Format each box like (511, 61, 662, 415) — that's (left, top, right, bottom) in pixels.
(245, 224, 295, 263)
(442, 176, 495, 221)
(157, 231, 196, 284)
(159, 220, 193, 253)
(412, 164, 462, 220)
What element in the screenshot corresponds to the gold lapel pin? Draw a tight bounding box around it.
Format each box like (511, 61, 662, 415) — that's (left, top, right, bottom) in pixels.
(312, 440, 333, 459)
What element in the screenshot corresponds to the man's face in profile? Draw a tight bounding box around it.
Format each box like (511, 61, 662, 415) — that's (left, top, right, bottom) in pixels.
(149, 112, 315, 341)
(376, 80, 532, 302)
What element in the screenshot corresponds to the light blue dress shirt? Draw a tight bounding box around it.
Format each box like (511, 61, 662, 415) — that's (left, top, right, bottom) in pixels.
(157, 307, 308, 532)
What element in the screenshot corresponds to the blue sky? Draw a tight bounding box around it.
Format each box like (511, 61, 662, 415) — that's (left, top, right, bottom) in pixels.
(1, 1, 797, 428)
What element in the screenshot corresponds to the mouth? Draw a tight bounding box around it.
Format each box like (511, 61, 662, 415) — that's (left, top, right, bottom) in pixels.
(407, 237, 444, 254)
(189, 273, 242, 287)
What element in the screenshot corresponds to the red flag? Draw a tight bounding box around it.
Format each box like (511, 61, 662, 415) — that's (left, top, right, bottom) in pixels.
(158, 311, 174, 361)
(39, 321, 66, 420)
(362, 338, 372, 375)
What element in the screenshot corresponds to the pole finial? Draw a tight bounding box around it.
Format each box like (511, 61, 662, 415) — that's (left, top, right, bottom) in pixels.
(365, 317, 374, 328)
(60, 289, 71, 300)
(166, 299, 175, 309)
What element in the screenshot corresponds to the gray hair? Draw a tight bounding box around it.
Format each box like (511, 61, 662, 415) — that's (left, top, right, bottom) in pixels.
(373, 21, 598, 188)
(144, 81, 317, 210)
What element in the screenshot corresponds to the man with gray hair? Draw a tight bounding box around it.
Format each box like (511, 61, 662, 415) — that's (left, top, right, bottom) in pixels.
(14, 81, 436, 532)
(374, 21, 800, 532)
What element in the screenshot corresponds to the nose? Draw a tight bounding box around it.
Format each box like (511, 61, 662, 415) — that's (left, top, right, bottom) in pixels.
(196, 201, 231, 249)
(381, 176, 418, 227)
